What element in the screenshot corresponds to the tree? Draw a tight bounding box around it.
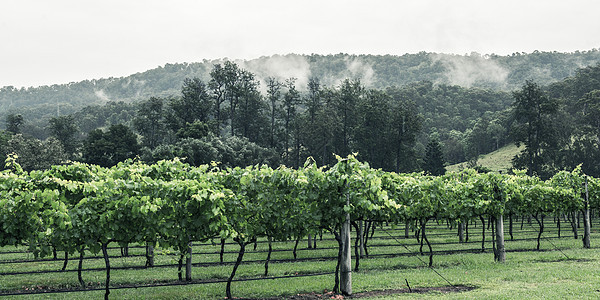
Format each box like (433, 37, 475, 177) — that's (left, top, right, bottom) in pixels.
(298, 77, 333, 166)
(134, 97, 167, 149)
(282, 78, 301, 167)
(232, 70, 267, 145)
(265, 77, 282, 149)
(386, 87, 423, 172)
(6, 114, 24, 134)
(48, 115, 79, 157)
(208, 64, 228, 135)
(334, 79, 363, 157)
(353, 89, 393, 170)
(510, 80, 560, 178)
(464, 117, 491, 160)
(487, 119, 506, 151)
(176, 121, 211, 140)
(5, 135, 68, 171)
(579, 90, 600, 143)
(423, 134, 446, 176)
(83, 124, 140, 167)
(165, 78, 212, 133)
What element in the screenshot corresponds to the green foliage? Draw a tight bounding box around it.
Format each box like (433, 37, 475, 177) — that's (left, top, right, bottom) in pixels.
(3, 135, 68, 171)
(511, 80, 561, 178)
(5, 57, 600, 179)
(82, 124, 140, 167)
(2, 155, 599, 299)
(47, 115, 79, 157)
(423, 135, 446, 176)
(134, 97, 168, 149)
(5, 113, 24, 134)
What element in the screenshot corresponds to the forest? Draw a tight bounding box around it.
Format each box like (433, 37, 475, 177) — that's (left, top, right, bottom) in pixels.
(1, 51, 600, 178)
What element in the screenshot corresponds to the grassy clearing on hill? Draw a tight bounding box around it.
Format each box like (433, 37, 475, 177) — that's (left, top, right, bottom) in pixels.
(447, 144, 524, 173)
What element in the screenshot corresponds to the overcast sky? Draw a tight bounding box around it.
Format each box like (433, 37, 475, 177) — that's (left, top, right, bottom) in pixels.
(1, 0, 599, 88)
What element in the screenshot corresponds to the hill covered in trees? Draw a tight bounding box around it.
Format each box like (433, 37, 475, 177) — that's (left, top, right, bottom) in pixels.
(2, 50, 600, 177)
(2, 50, 600, 128)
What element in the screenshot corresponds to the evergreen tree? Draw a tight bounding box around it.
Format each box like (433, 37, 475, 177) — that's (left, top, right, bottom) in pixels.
(423, 135, 446, 176)
(510, 80, 560, 178)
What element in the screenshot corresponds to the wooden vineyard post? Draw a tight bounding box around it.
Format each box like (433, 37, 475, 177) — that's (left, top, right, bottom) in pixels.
(583, 177, 591, 248)
(495, 215, 505, 262)
(340, 192, 352, 296)
(186, 241, 193, 281)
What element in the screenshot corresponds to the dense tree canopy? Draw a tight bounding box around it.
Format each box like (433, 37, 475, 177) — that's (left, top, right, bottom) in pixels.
(2, 57, 600, 176)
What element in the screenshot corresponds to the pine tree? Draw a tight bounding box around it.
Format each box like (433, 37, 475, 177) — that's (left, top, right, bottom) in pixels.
(423, 135, 446, 176)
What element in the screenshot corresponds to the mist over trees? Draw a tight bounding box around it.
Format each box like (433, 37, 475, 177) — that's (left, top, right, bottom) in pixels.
(3, 51, 600, 136)
(2, 52, 600, 176)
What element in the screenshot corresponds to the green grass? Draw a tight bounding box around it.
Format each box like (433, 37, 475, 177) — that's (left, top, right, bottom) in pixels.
(2, 218, 600, 299)
(447, 143, 524, 173)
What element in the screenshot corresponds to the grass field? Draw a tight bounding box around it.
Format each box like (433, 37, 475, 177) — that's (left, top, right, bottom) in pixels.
(1, 216, 600, 299)
(447, 143, 524, 173)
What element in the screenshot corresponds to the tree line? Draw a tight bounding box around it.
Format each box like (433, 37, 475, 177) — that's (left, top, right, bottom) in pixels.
(2, 61, 600, 178)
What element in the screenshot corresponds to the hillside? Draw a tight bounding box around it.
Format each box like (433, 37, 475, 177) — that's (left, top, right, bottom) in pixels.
(446, 143, 524, 173)
(2, 50, 600, 129)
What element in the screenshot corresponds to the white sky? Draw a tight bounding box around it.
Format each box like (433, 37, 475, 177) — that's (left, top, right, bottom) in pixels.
(1, 0, 599, 88)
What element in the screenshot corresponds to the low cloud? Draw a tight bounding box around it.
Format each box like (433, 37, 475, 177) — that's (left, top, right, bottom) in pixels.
(344, 57, 375, 87)
(433, 53, 509, 88)
(94, 89, 110, 102)
(239, 54, 312, 91)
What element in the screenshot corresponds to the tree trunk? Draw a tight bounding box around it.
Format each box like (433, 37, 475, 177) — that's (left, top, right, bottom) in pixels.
(421, 220, 433, 267)
(521, 215, 524, 230)
(333, 231, 342, 294)
(293, 236, 300, 260)
(359, 221, 365, 257)
(62, 251, 69, 271)
(534, 214, 544, 250)
(264, 237, 273, 276)
(226, 240, 247, 299)
(220, 238, 226, 264)
(102, 242, 111, 300)
(178, 254, 184, 281)
(557, 213, 561, 238)
(404, 220, 410, 238)
(363, 221, 371, 257)
(78, 248, 85, 287)
(480, 216, 486, 252)
(495, 215, 505, 262)
(419, 225, 424, 255)
(570, 212, 578, 239)
(352, 222, 360, 272)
